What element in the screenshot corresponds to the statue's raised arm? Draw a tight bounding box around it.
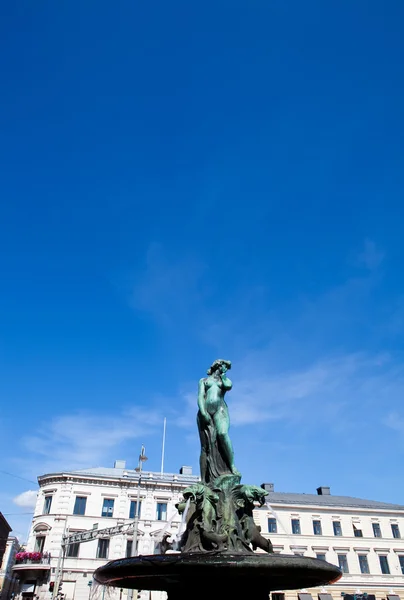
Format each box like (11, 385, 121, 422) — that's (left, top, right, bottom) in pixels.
(220, 365, 232, 391)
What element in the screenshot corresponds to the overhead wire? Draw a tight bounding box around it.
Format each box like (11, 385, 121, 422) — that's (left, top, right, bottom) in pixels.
(0, 469, 37, 485)
(2, 512, 34, 516)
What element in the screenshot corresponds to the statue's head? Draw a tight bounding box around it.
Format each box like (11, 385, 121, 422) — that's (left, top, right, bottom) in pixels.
(207, 359, 231, 376)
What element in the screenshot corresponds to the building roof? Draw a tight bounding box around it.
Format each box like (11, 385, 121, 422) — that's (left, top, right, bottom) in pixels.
(0, 512, 12, 534)
(37, 467, 404, 511)
(38, 466, 200, 484)
(264, 491, 404, 511)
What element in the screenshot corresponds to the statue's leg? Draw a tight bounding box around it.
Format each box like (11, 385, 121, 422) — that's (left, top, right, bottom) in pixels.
(213, 411, 237, 473)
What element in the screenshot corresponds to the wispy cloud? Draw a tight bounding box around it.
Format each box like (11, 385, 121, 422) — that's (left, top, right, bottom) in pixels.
(19, 407, 161, 477)
(131, 242, 207, 327)
(356, 238, 385, 270)
(129, 243, 274, 354)
(231, 352, 400, 428)
(128, 239, 388, 359)
(172, 352, 404, 437)
(384, 411, 404, 437)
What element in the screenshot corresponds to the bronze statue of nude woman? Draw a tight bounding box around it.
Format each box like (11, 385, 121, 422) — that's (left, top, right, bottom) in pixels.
(197, 359, 239, 484)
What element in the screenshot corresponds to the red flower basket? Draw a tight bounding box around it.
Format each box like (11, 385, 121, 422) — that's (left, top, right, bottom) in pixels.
(31, 552, 42, 561)
(15, 551, 42, 563)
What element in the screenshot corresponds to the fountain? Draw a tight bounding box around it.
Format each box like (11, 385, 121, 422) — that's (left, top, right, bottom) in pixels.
(94, 359, 341, 600)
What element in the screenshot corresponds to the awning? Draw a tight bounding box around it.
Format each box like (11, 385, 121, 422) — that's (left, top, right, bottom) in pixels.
(318, 594, 333, 600)
(387, 595, 400, 600)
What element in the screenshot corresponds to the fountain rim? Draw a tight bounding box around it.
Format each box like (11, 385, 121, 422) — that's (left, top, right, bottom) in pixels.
(94, 552, 342, 592)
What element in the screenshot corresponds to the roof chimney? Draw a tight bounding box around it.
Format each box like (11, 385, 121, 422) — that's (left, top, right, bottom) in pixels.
(316, 486, 330, 495)
(179, 466, 192, 475)
(114, 460, 126, 469)
(261, 483, 274, 493)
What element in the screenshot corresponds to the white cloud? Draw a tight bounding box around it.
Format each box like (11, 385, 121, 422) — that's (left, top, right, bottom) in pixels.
(13, 490, 37, 508)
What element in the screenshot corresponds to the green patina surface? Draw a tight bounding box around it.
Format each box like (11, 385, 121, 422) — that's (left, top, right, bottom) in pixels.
(176, 359, 274, 555)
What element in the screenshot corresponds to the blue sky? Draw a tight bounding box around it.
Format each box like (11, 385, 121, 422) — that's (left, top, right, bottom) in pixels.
(1, 0, 404, 541)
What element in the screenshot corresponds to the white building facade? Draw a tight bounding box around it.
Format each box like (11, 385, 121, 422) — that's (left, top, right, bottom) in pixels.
(13, 462, 198, 600)
(255, 484, 404, 600)
(13, 467, 404, 600)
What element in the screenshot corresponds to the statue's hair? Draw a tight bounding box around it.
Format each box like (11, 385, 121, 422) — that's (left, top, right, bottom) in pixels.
(207, 359, 231, 376)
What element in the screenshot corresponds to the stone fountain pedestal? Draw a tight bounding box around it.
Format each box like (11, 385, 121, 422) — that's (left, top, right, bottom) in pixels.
(94, 552, 342, 600)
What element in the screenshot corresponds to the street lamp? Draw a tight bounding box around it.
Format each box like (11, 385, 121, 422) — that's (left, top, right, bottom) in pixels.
(128, 446, 148, 600)
(132, 445, 147, 556)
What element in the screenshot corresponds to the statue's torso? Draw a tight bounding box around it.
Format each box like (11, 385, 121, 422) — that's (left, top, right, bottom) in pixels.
(204, 376, 225, 415)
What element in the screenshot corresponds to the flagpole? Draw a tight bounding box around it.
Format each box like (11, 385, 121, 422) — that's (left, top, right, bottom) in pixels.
(160, 418, 167, 475)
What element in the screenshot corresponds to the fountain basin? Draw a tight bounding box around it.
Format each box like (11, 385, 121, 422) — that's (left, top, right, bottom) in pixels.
(94, 553, 342, 600)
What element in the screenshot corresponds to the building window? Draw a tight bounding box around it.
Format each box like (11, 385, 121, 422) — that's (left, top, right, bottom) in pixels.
(126, 540, 138, 557)
(313, 520, 322, 535)
(34, 536, 45, 552)
(316, 553, 326, 561)
(338, 554, 349, 573)
(333, 521, 342, 536)
(358, 554, 369, 574)
(73, 497, 87, 516)
(379, 555, 390, 574)
(43, 496, 52, 514)
(268, 518, 277, 533)
(291, 519, 301, 534)
(101, 498, 114, 518)
(67, 543, 80, 558)
(156, 502, 167, 521)
(391, 524, 401, 539)
(97, 539, 109, 559)
(399, 555, 404, 575)
(129, 501, 141, 520)
(353, 525, 363, 537)
(372, 522, 382, 538)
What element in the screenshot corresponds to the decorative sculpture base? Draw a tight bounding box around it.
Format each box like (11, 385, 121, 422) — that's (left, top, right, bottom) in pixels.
(94, 553, 342, 600)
